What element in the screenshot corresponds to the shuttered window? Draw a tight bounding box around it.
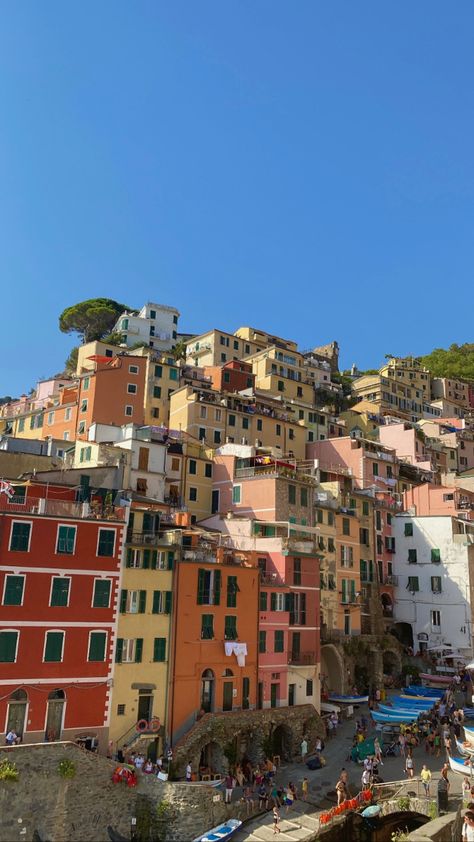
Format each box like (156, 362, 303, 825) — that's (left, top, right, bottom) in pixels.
(201, 614, 214, 640)
(10, 522, 31, 551)
(227, 576, 238, 608)
(153, 638, 166, 662)
(93, 580, 111, 608)
(44, 631, 64, 662)
(56, 526, 76, 554)
(274, 630, 284, 653)
(97, 529, 115, 557)
(0, 631, 18, 662)
(3, 576, 24, 606)
(50, 578, 70, 607)
(224, 616, 238, 640)
(88, 631, 107, 662)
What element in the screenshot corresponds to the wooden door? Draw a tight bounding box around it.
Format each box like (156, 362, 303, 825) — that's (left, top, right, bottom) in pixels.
(46, 700, 64, 741)
(223, 682, 233, 712)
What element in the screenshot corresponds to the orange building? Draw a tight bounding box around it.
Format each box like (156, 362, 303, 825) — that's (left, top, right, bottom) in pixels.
(168, 540, 259, 747)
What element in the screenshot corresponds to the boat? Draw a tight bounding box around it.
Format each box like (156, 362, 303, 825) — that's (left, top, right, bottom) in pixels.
(400, 693, 440, 703)
(174, 778, 223, 788)
(464, 726, 474, 742)
(378, 704, 429, 717)
(406, 685, 444, 697)
(390, 697, 433, 708)
(456, 738, 474, 757)
(321, 701, 341, 714)
(448, 755, 474, 776)
(419, 673, 453, 686)
(464, 709, 474, 719)
(193, 819, 242, 842)
(328, 693, 369, 705)
(372, 710, 419, 724)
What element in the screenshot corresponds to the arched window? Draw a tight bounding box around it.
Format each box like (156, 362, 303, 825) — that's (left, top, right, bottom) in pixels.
(10, 689, 27, 702)
(222, 668, 233, 677)
(48, 688, 65, 700)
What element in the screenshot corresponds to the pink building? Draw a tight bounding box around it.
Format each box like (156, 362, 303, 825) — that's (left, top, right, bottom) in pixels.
(378, 423, 432, 471)
(307, 436, 398, 492)
(403, 484, 474, 521)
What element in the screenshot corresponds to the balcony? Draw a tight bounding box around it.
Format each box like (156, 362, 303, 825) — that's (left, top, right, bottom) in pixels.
(260, 573, 286, 587)
(383, 575, 398, 586)
(288, 651, 316, 666)
(340, 559, 354, 569)
(0, 497, 126, 522)
(127, 531, 162, 546)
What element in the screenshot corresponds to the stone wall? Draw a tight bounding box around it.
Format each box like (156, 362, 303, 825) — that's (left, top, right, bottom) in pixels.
(172, 704, 324, 778)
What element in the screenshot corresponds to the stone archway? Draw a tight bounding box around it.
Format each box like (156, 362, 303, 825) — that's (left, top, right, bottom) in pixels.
(271, 724, 293, 761)
(381, 592, 393, 619)
(321, 644, 344, 694)
(390, 622, 414, 649)
(199, 741, 227, 775)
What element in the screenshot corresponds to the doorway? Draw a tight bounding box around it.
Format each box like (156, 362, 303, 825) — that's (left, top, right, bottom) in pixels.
(6, 690, 27, 738)
(257, 682, 263, 710)
(288, 684, 295, 707)
(211, 490, 219, 514)
(201, 669, 215, 713)
(223, 681, 233, 712)
(45, 689, 65, 741)
(137, 690, 153, 722)
(270, 683, 278, 708)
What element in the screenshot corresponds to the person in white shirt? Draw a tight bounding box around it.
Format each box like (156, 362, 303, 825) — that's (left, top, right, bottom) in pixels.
(300, 738, 308, 762)
(5, 730, 19, 746)
(462, 810, 474, 842)
(186, 761, 192, 782)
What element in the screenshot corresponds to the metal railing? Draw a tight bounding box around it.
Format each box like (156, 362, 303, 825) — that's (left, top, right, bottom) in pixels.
(288, 651, 316, 665)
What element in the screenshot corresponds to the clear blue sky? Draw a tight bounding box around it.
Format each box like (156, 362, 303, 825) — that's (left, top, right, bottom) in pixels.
(1, 2, 473, 396)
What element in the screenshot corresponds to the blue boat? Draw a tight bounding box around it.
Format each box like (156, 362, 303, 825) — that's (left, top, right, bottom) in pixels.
(372, 710, 418, 724)
(390, 697, 433, 709)
(193, 819, 242, 842)
(378, 704, 427, 717)
(406, 685, 444, 698)
(328, 693, 369, 705)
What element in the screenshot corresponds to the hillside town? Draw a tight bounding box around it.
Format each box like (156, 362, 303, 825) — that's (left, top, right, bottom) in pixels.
(1, 299, 474, 793)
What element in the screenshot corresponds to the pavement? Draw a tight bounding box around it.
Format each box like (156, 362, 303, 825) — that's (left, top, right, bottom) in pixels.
(232, 694, 466, 842)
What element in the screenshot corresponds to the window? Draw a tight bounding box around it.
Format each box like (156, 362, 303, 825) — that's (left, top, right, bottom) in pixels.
(88, 631, 107, 662)
(221, 353, 227, 362)
(214, 430, 221, 444)
(290, 592, 306, 625)
(274, 630, 284, 653)
(155, 365, 163, 378)
(47, 411, 55, 425)
(257, 419, 263, 432)
(56, 525, 76, 554)
(259, 631, 266, 653)
(232, 485, 241, 504)
(260, 591, 268, 611)
(288, 484, 296, 504)
(0, 631, 18, 662)
(277, 380, 284, 392)
(228, 414, 236, 427)
(189, 487, 197, 502)
(328, 538, 335, 552)
(93, 579, 111, 608)
(197, 569, 221, 605)
(153, 638, 166, 662)
(189, 459, 197, 475)
(407, 576, 419, 592)
(201, 614, 214, 640)
(50, 577, 70, 607)
(116, 638, 143, 663)
(404, 522, 413, 537)
(80, 399, 88, 412)
(77, 421, 86, 435)
(276, 423, 281, 436)
(431, 610, 441, 629)
(293, 558, 301, 586)
(372, 462, 379, 476)
(300, 487, 308, 507)
(18, 417, 25, 432)
(270, 592, 286, 611)
(214, 408, 222, 422)
(306, 679, 313, 696)
(153, 386, 162, 398)
(205, 463, 212, 478)
(128, 365, 139, 375)
(152, 591, 172, 614)
(125, 405, 133, 416)
(362, 501, 369, 516)
(227, 575, 238, 607)
(44, 631, 64, 662)
(117, 704, 126, 716)
(64, 407, 72, 421)
(171, 457, 180, 471)
(9, 522, 31, 552)
(431, 548, 441, 563)
(97, 529, 115, 557)
(199, 427, 206, 440)
(3, 575, 24, 606)
(408, 549, 417, 564)
(224, 616, 238, 640)
(289, 429, 294, 440)
(342, 518, 350, 536)
(431, 576, 442, 594)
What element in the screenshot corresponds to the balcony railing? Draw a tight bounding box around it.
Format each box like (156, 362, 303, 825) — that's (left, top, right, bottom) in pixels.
(127, 531, 182, 547)
(260, 573, 286, 587)
(383, 575, 398, 586)
(288, 651, 316, 665)
(0, 497, 125, 521)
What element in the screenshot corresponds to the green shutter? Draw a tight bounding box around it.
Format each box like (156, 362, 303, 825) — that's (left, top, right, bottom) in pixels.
(259, 631, 266, 653)
(360, 560, 367, 582)
(260, 591, 267, 611)
(126, 548, 133, 567)
(150, 551, 158, 570)
(135, 639, 143, 663)
(0, 632, 18, 662)
(143, 549, 151, 569)
(3, 576, 24, 606)
(10, 522, 31, 551)
(197, 569, 206, 605)
(227, 576, 237, 607)
(120, 589, 127, 613)
(88, 631, 106, 661)
(152, 591, 161, 614)
(115, 638, 124, 663)
(201, 614, 214, 639)
(270, 592, 277, 611)
(50, 577, 70, 607)
(167, 552, 174, 570)
(164, 591, 172, 614)
(274, 630, 284, 653)
(57, 525, 76, 554)
(153, 638, 166, 662)
(44, 632, 64, 662)
(349, 580, 356, 603)
(98, 529, 115, 557)
(93, 579, 111, 608)
(214, 570, 221, 605)
(431, 549, 441, 563)
(138, 590, 147, 613)
(342, 579, 347, 603)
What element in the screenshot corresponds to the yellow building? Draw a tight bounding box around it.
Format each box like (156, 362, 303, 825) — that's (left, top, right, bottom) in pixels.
(169, 385, 307, 460)
(352, 357, 433, 422)
(166, 439, 214, 522)
(109, 505, 180, 757)
(185, 329, 265, 368)
(248, 347, 315, 405)
(233, 325, 298, 353)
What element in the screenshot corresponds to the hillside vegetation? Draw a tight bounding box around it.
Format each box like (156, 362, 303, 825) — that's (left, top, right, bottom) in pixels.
(420, 343, 474, 381)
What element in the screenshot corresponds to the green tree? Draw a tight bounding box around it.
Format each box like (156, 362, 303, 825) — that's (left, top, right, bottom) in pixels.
(59, 298, 133, 344)
(0, 396, 13, 405)
(172, 338, 187, 362)
(64, 347, 79, 373)
(421, 343, 474, 381)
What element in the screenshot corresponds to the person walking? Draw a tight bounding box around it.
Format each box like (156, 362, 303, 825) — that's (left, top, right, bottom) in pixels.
(405, 752, 414, 779)
(300, 737, 308, 763)
(301, 777, 308, 802)
(225, 773, 235, 804)
(398, 733, 406, 758)
(185, 760, 192, 782)
(438, 763, 450, 814)
(420, 765, 431, 796)
(374, 737, 383, 766)
(463, 777, 471, 808)
(336, 774, 347, 806)
(462, 810, 474, 842)
(361, 768, 371, 790)
(272, 805, 281, 835)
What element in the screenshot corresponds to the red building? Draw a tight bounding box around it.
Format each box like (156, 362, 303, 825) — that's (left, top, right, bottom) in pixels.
(0, 480, 126, 751)
(204, 360, 255, 393)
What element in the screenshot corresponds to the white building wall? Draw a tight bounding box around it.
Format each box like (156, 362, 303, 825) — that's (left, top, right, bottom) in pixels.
(114, 302, 179, 351)
(392, 515, 473, 657)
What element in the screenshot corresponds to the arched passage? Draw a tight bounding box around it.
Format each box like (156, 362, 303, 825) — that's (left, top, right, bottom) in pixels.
(199, 740, 226, 774)
(271, 724, 292, 761)
(381, 592, 393, 618)
(390, 622, 414, 649)
(321, 644, 344, 695)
